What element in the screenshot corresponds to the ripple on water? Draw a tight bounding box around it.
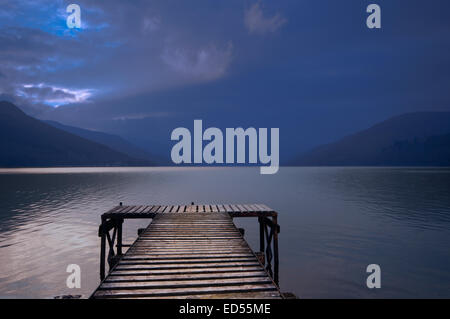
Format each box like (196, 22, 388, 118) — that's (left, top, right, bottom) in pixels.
(0, 167, 449, 298)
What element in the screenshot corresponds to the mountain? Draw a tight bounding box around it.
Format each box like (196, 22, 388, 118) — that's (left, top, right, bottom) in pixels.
(294, 112, 450, 166)
(43, 120, 154, 162)
(0, 101, 151, 167)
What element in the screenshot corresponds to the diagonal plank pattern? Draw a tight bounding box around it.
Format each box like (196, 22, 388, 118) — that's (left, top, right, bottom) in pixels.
(101, 204, 276, 218)
(92, 212, 281, 299)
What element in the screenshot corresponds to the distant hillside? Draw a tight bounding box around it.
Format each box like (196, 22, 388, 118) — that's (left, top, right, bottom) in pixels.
(44, 120, 154, 163)
(295, 112, 450, 166)
(0, 101, 150, 167)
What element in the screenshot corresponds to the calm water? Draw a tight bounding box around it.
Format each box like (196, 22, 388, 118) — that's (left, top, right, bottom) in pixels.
(0, 167, 449, 298)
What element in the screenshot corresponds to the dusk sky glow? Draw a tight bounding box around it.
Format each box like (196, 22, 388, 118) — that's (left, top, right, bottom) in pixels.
(1, 0, 450, 160)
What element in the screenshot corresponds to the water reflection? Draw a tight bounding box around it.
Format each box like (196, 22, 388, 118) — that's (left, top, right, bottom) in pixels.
(323, 167, 450, 230)
(0, 167, 449, 298)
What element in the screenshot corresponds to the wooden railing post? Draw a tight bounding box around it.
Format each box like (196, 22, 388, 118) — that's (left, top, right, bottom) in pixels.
(273, 215, 279, 286)
(117, 218, 123, 255)
(258, 217, 265, 256)
(99, 216, 106, 281)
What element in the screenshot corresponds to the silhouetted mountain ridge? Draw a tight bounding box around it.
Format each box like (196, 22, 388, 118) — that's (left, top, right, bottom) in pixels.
(0, 101, 151, 167)
(43, 120, 154, 163)
(0, 101, 27, 117)
(295, 112, 450, 166)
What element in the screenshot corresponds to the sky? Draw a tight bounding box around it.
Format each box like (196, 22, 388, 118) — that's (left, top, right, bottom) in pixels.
(1, 0, 450, 162)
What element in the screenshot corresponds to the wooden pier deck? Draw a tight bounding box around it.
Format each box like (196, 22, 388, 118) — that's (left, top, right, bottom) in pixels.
(91, 204, 281, 299)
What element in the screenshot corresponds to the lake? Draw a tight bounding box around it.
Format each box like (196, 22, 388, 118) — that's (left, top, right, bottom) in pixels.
(0, 167, 449, 298)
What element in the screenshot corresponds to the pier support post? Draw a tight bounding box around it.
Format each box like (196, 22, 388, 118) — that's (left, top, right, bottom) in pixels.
(117, 218, 123, 255)
(257, 215, 280, 287)
(258, 217, 265, 260)
(99, 216, 106, 281)
(98, 216, 123, 280)
(273, 215, 279, 286)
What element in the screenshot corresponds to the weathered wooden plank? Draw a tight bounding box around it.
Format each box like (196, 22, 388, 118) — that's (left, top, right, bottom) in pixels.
(137, 206, 150, 214)
(141, 229, 239, 232)
(156, 205, 166, 213)
(115, 262, 260, 271)
(248, 204, 261, 211)
(112, 206, 129, 214)
(121, 206, 136, 214)
(231, 204, 241, 212)
(149, 221, 231, 224)
(130, 206, 144, 214)
(134, 240, 246, 245)
(133, 238, 243, 241)
(135, 239, 245, 244)
(256, 204, 272, 212)
(130, 244, 249, 249)
(128, 246, 250, 251)
(224, 204, 234, 212)
(110, 266, 265, 275)
(127, 251, 253, 257)
(120, 257, 256, 263)
(103, 206, 122, 215)
(140, 231, 240, 235)
(159, 206, 167, 213)
(131, 248, 248, 252)
(124, 291, 282, 299)
(131, 246, 252, 251)
(118, 258, 255, 269)
(141, 234, 241, 237)
(100, 277, 272, 289)
(126, 252, 253, 256)
(133, 206, 145, 214)
(236, 204, 247, 213)
(94, 284, 277, 298)
(106, 271, 268, 282)
(135, 242, 246, 248)
(117, 262, 258, 269)
(146, 223, 234, 226)
(242, 204, 254, 212)
(150, 205, 160, 213)
(143, 229, 239, 232)
(134, 241, 245, 245)
(135, 238, 243, 241)
(133, 246, 247, 250)
(102, 204, 277, 217)
(122, 253, 255, 260)
(131, 243, 248, 247)
(133, 243, 247, 246)
(93, 205, 280, 299)
(131, 248, 249, 252)
(133, 246, 250, 253)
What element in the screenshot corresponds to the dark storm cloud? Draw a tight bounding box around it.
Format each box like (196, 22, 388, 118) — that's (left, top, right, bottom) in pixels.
(21, 85, 76, 99)
(0, 0, 243, 108)
(2, 0, 450, 160)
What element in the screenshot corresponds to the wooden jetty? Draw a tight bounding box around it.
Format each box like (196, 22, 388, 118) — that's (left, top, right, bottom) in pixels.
(91, 204, 282, 299)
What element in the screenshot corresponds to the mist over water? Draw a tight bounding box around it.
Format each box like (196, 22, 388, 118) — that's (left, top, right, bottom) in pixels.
(0, 167, 449, 298)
